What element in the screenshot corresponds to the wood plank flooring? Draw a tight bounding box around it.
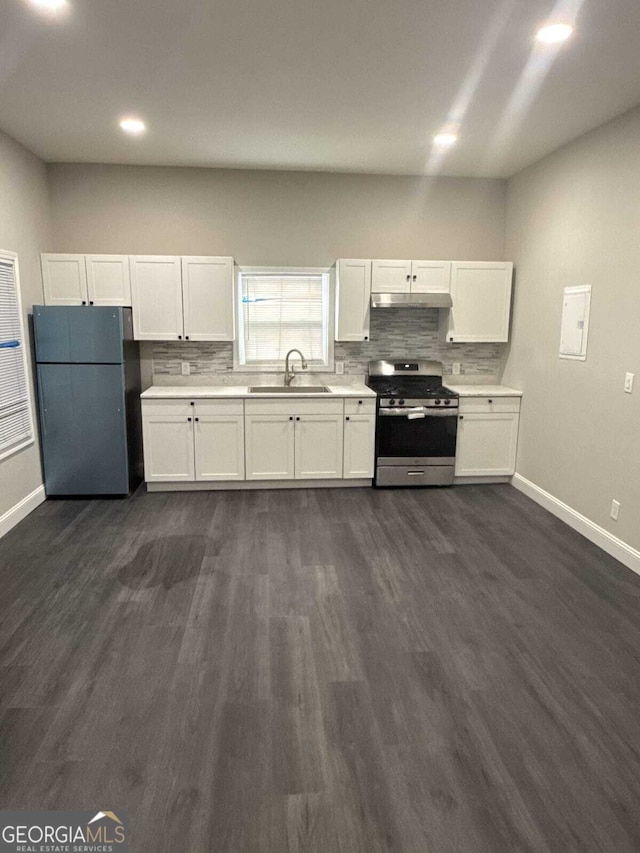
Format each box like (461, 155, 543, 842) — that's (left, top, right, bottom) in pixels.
(1, 484, 640, 851)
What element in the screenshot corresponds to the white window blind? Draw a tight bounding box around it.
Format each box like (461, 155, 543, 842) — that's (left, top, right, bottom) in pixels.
(238, 273, 330, 366)
(0, 254, 34, 459)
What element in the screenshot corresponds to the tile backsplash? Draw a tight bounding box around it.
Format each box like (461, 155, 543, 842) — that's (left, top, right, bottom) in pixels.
(151, 308, 501, 378)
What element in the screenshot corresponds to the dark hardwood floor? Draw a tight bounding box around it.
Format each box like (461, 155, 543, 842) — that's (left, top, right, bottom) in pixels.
(2, 484, 640, 851)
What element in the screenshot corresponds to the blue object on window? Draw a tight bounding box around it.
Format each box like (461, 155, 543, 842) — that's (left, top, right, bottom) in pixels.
(241, 296, 272, 304)
(0, 340, 20, 349)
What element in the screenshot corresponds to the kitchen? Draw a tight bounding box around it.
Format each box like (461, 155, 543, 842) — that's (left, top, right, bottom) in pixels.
(1, 0, 640, 850)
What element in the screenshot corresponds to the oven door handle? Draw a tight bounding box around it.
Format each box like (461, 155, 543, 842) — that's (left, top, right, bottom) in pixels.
(379, 407, 457, 418)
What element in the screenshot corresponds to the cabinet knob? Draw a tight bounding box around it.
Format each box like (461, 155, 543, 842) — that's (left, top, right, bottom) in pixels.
(358, 400, 362, 405)
(346, 416, 350, 421)
(195, 417, 199, 422)
(449, 336, 453, 342)
(289, 416, 293, 421)
(190, 401, 195, 406)
(89, 300, 94, 305)
(185, 335, 189, 340)
(188, 417, 192, 422)
(82, 301, 86, 305)
(364, 335, 369, 341)
(178, 335, 182, 340)
(406, 274, 411, 281)
(412, 275, 416, 281)
(296, 416, 300, 421)
(488, 399, 493, 404)
(459, 415, 464, 420)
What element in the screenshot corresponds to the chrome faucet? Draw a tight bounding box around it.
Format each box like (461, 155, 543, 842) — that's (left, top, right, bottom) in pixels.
(284, 349, 308, 386)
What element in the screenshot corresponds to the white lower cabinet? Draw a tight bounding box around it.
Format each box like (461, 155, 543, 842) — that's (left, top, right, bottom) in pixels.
(143, 399, 245, 482)
(142, 393, 376, 486)
(245, 415, 295, 480)
(455, 397, 520, 477)
(195, 413, 245, 480)
(343, 414, 376, 478)
(143, 413, 195, 482)
(295, 414, 344, 479)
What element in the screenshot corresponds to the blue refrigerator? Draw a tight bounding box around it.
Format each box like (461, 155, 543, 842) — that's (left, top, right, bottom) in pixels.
(33, 306, 142, 496)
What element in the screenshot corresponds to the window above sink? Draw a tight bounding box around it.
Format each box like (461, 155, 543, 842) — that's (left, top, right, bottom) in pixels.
(234, 267, 333, 373)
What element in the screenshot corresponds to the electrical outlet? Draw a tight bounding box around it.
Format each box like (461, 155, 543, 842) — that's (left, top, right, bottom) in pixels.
(610, 499, 620, 521)
(624, 372, 634, 393)
(335, 361, 344, 375)
(452, 363, 461, 375)
(181, 361, 191, 376)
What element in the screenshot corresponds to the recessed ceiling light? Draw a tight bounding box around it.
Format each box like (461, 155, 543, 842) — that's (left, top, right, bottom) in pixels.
(536, 22, 573, 44)
(433, 132, 458, 146)
(119, 117, 146, 136)
(28, 0, 68, 12)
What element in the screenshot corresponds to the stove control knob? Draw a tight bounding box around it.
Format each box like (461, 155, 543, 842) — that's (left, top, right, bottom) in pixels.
(389, 398, 395, 406)
(444, 399, 451, 406)
(398, 399, 405, 406)
(434, 399, 441, 405)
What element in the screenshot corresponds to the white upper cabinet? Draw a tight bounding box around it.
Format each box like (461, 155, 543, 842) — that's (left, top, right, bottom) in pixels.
(411, 260, 451, 293)
(130, 256, 184, 340)
(371, 260, 412, 292)
(335, 259, 372, 342)
(371, 259, 451, 293)
(445, 261, 513, 343)
(181, 256, 234, 341)
(41, 254, 88, 306)
(85, 255, 131, 306)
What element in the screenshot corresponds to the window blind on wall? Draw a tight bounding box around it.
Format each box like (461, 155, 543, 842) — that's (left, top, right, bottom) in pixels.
(0, 258, 33, 458)
(239, 274, 328, 365)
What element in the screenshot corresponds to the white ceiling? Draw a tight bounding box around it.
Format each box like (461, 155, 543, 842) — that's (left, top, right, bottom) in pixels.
(1, 0, 640, 177)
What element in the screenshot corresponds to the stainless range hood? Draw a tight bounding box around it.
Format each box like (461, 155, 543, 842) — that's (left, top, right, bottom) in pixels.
(371, 292, 453, 309)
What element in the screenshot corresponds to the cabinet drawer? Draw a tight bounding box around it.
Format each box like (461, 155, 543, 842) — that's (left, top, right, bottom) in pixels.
(458, 396, 521, 414)
(245, 397, 344, 416)
(142, 399, 192, 417)
(344, 397, 376, 414)
(194, 398, 243, 416)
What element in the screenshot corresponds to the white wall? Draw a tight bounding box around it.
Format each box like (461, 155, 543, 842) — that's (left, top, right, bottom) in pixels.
(0, 130, 50, 518)
(503, 105, 640, 551)
(47, 164, 506, 264)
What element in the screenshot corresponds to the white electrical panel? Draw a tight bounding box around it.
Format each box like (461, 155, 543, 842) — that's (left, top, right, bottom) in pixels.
(559, 285, 591, 361)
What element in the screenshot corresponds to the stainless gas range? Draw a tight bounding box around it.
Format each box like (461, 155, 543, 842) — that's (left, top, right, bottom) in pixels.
(366, 360, 459, 487)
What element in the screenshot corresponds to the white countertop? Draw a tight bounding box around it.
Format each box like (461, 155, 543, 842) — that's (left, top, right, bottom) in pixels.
(445, 384, 523, 397)
(141, 383, 376, 400)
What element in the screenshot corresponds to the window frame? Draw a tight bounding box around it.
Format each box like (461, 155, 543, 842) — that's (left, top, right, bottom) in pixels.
(233, 265, 334, 373)
(0, 249, 35, 462)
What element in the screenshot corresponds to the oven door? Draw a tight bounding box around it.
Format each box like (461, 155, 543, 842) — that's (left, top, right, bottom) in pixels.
(376, 407, 457, 465)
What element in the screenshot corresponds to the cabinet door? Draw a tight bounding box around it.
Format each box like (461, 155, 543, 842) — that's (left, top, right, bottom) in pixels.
(130, 256, 184, 340)
(142, 415, 195, 481)
(411, 260, 451, 293)
(343, 414, 376, 478)
(41, 254, 88, 306)
(194, 415, 245, 481)
(455, 412, 519, 477)
(371, 260, 412, 293)
(85, 255, 132, 306)
(182, 256, 234, 341)
(446, 262, 513, 343)
(335, 259, 372, 342)
(295, 414, 344, 479)
(245, 415, 295, 480)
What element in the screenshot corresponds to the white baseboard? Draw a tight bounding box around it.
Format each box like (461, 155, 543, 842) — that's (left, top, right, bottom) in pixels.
(512, 474, 640, 577)
(0, 485, 46, 540)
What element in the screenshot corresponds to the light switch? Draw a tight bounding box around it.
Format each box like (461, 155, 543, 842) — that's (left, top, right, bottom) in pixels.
(624, 372, 634, 393)
(452, 363, 461, 375)
(181, 361, 191, 376)
(335, 361, 344, 375)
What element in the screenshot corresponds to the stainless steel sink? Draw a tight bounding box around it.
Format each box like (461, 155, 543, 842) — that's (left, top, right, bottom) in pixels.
(249, 385, 331, 394)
